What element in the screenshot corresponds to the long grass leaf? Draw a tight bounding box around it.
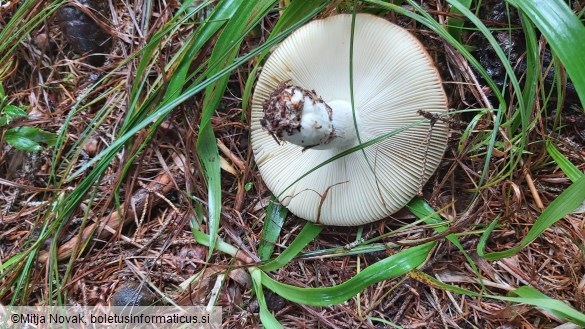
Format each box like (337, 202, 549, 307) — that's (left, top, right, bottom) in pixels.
(546, 141, 584, 182)
(258, 198, 288, 261)
(362, 0, 509, 187)
(198, 0, 278, 256)
(260, 242, 434, 306)
(251, 269, 283, 329)
(479, 175, 585, 260)
(509, 286, 585, 324)
(410, 271, 585, 325)
(260, 223, 323, 271)
(508, 0, 585, 107)
(446, 0, 472, 42)
(515, 11, 538, 133)
(241, 0, 329, 115)
(196, 128, 222, 258)
(407, 198, 485, 291)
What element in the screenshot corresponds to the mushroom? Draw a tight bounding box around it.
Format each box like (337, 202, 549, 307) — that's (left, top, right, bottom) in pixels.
(251, 14, 449, 226)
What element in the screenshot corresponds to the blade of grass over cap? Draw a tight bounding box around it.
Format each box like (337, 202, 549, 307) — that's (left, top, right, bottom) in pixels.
(479, 175, 585, 260)
(363, 0, 511, 187)
(276, 119, 428, 200)
(508, 0, 585, 108)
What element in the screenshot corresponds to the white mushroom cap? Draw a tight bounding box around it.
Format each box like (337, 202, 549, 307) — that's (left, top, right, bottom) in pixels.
(251, 14, 449, 226)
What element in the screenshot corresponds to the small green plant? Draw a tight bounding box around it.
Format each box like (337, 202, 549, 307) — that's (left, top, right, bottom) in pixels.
(0, 82, 56, 152)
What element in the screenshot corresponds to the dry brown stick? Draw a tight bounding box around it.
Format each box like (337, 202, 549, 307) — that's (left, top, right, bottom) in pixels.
(523, 167, 544, 210)
(0, 177, 56, 192)
(216, 138, 245, 173)
(38, 170, 180, 263)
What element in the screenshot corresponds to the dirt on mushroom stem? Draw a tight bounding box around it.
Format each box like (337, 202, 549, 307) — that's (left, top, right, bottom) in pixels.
(261, 81, 334, 148)
(261, 81, 360, 151)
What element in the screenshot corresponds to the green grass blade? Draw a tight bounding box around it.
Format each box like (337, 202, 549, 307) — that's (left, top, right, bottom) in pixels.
(367, 317, 405, 329)
(508, 0, 585, 107)
(196, 127, 222, 258)
(520, 14, 542, 131)
(0, 0, 66, 67)
(258, 198, 288, 261)
(9, 251, 37, 304)
(411, 271, 585, 325)
(241, 0, 329, 116)
(260, 242, 435, 306)
(479, 175, 585, 260)
(509, 286, 585, 324)
(362, 0, 510, 187)
(190, 227, 241, 259)
(251, 269, 283, 329)
(407, 198, 486, 291)
(446, 0, 472, 42)
(259, 223, 323, 272)
(477, 215, 500, 258)
(407, 198, 449, 233)
(198, 0, 277, 257)
(67, 23, 298, 182)
(546, 141, 584, 182)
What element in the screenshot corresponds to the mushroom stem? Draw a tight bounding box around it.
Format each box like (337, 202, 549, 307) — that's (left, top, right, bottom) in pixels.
(261, 83, 358, 150)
